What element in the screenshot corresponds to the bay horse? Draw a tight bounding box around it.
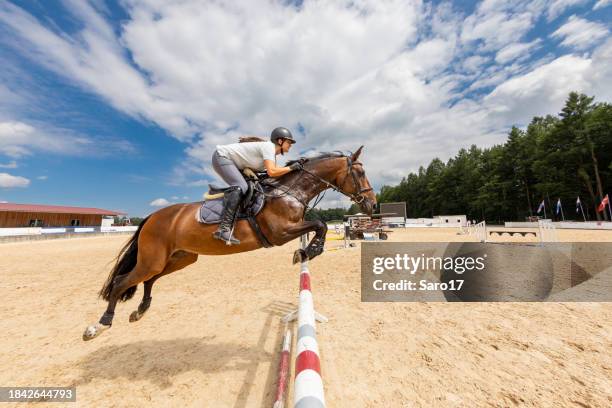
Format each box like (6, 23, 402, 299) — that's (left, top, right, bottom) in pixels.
(83, 146, 375, 341)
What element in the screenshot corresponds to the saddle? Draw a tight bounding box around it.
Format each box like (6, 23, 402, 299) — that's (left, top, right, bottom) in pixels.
(197, 168, 272, 247)
(204, 167, 268, 206)
(204, 168, 266, 200)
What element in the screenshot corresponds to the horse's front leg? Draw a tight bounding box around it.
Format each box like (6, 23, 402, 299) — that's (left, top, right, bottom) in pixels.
(285, 220, 328, 264)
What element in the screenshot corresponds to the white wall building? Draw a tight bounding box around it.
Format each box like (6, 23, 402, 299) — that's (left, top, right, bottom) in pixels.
(435, 215, 467, 227)
(404, 215, 467, 227)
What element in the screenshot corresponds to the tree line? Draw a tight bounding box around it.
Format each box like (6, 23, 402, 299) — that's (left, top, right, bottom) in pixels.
(377, 92, 612, 223)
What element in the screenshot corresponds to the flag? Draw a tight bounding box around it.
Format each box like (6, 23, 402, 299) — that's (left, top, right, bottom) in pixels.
(556, 198, 562, 215)
(598, 194, 609, 212)
(576, 196, 581, 213)
(537, 200, 545, 214)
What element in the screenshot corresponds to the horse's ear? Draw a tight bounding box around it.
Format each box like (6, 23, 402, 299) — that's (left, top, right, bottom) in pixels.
(351, 146, 364, 161)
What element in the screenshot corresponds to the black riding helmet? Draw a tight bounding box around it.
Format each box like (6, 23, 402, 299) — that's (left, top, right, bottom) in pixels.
(270, 127, 296, 145)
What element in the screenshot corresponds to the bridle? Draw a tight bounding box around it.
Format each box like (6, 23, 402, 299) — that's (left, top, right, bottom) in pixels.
(300, 155, 373, 205)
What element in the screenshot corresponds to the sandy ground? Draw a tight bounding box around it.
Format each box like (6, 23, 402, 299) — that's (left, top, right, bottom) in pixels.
(1, 227, 611, 407)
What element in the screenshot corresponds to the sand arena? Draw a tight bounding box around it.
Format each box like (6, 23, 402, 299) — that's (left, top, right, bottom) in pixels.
(1, 227, 611, 407)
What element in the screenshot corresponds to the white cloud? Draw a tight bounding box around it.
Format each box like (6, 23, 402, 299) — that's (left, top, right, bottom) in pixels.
(594, 0, 612, 10)
(36, 175, 48, 180)
(0, 200, 8, 203)
(0, 172, 30, 188)
(462, 55, 490, 73)
(547, 0, 590, 21)
(460, 9, 535, 52)
(314, 193, 353, 210)
(551, 15, 609, 50)
(0, 120, 134, 158)
(0, 0, 421, 140)
(0, 160, 17, 168)
(0, 82, 29, 111)
(149, 198, 170, 207)
(495, 40, 541, 64)
(587, 38, 612, 102)
(483, 52, 596, 123)
(467, 67, 514, 92)
(0, 0, 611, 193)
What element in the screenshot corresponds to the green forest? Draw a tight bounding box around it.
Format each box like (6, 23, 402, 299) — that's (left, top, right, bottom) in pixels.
(377, 92, 612, 223)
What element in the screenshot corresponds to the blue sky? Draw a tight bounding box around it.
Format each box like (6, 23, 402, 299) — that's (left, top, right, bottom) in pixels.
(0, 0, 611, 216)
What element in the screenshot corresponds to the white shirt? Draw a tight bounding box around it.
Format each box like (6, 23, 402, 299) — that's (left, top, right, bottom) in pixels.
(216, 141, 276, 171)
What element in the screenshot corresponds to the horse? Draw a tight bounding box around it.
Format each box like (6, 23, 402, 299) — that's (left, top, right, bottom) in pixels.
(83, 146, 375, 340)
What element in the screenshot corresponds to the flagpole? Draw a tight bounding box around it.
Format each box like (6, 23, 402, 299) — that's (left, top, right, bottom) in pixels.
(587, 206, 591, 220)
(579, 201, 586, 222)
(543, 201, 547, 220)
(560, 201, 565, 221)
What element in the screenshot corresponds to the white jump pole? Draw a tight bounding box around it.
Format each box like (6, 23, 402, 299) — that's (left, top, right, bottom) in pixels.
(281, 233, 327, 408)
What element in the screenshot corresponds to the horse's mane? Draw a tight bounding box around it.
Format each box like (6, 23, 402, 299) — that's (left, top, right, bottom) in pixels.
(257, 152, 347, 189)
(285, 151, 346, 166)
(239, 136, 266, 143)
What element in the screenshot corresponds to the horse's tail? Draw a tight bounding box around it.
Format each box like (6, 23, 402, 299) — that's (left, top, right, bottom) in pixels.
(99, 216, 151, 302)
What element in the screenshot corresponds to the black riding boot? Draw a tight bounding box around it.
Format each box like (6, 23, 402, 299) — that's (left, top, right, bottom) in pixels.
(212, 187, 242, 245)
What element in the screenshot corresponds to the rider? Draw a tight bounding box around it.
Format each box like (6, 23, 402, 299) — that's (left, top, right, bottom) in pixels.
(211, 127, 302, 245)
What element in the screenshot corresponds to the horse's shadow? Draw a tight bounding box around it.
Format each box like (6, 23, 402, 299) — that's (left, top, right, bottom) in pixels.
(72, 336, 271, 389)
(72, 301, 296, 407)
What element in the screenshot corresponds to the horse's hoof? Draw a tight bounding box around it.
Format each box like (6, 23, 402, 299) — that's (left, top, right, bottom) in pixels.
(129, 310, 141, 322)
(82, 323, 110, 341)
(293, 249, 307, 264)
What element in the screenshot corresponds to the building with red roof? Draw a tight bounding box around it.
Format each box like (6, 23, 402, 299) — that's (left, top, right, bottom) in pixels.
(0, 202, 125, 228)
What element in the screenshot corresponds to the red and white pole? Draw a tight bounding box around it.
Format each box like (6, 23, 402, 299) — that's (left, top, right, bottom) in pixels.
(293, 235, 326, 408)
(273, 329, 292, 408)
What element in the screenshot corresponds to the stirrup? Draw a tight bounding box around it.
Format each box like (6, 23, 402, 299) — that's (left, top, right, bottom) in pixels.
(213, 229, 240, 245)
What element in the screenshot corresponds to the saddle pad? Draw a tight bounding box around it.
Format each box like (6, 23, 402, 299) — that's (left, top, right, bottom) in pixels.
(196, 189, 266, 224)
(197, 197, 225, 224)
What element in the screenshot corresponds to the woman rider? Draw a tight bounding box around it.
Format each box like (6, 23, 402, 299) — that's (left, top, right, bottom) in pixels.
(211, 127, 302, 245)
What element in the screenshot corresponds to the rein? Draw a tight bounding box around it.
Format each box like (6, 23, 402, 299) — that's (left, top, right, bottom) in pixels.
(260, 154, 372, 213)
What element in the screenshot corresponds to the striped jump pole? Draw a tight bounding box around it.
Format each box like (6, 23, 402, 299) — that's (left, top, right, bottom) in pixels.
(279, 233, 327, 408)
(273, 328, 292, 408)
(294, 234, 326, 408)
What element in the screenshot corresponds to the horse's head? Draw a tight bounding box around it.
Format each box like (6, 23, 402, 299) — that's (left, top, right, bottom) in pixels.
(290, 147, 377, 215)
(333, 146, 377, 215)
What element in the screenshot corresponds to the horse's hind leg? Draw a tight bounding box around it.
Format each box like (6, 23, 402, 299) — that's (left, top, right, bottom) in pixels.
(129, 251, 198, 323)
(83, 262, 163, 341)
(128, 279, 154, 323)
(98, 262, 155, 324)
(83, 250, 168, 341)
